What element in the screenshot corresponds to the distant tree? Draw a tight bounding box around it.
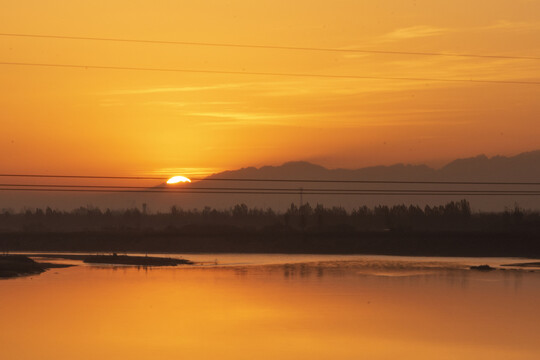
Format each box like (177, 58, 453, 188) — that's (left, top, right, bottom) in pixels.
(233, 203, 248, 218)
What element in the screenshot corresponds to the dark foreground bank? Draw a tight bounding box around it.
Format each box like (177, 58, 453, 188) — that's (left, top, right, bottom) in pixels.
(22, 253, 193, 266)
(84, 254, 193, 265)
(1, 230, 539, 257)
(0, 255, 71, 278)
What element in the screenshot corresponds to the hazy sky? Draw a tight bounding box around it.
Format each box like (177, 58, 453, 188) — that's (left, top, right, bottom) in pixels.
(1, 0, 539, 177)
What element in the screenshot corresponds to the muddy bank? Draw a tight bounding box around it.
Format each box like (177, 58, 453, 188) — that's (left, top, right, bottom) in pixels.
(0, 255, 72, 279)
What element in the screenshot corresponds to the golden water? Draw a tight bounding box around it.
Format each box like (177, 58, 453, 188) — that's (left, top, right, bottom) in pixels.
(1, 256, 539, 359)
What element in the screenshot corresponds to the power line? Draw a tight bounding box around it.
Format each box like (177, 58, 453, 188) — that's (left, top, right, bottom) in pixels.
(0, 183, 539, 193)
(1, 173, 539, 186)
(0, 174, 165, 180)
(1, 32, 539, 61)
(1, 188, 539, 196)
(196, 179, 540, 186)
(1, 61, 539, 86)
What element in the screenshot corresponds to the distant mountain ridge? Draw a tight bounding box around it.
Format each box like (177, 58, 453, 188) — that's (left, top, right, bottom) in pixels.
(438, 150, 540, 181)
(207, 150, 540, 182)
(169, 150, 540, 211)
(2, 150, 539, 211)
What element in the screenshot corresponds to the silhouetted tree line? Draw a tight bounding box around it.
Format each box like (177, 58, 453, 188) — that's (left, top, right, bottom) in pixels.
(1, 201, 539, 256)
(0, 200, 538, 234)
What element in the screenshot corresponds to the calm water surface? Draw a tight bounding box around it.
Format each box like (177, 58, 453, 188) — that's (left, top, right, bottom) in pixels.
(1, 254, 539, 359)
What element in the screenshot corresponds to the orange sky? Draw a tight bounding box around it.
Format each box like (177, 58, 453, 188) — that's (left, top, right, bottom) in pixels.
(1, 0, 539, 177)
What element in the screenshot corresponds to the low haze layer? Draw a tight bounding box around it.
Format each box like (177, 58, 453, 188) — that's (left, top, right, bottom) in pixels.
(2, 150, 539, 211)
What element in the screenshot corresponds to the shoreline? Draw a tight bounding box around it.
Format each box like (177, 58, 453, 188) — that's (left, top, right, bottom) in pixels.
(0, 255, 73, 279)
(3, 254, 540, 280)
(0, 253, 193, 279)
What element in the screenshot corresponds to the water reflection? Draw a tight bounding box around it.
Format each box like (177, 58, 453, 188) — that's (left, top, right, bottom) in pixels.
(1, 260, 539, 360)
(85, 259, 534, 292)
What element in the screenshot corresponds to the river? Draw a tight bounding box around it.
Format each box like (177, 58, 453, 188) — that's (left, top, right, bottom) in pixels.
(1, 254, 539, 359)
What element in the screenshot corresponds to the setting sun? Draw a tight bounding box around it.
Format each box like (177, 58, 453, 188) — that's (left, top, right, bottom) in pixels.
(166, 176, 192, 184)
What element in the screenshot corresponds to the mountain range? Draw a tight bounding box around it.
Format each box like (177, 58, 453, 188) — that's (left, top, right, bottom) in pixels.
(2, 150, 539, 212)
(208, 150, 540, 182)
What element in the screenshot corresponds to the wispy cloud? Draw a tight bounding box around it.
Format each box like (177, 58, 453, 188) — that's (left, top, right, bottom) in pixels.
(106, 83, 253, 95)
(379, 25, 450, 42)
(147, 167, 221, 177)
(479, 20, 540, 32)
(189, 112, 283, 120)
(144, 101, 240, 108)
(375, 21, 540, 45)
(105, 80, 302, 98)
(348, 119, 470, 128)
(188, 111, 308, 127)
